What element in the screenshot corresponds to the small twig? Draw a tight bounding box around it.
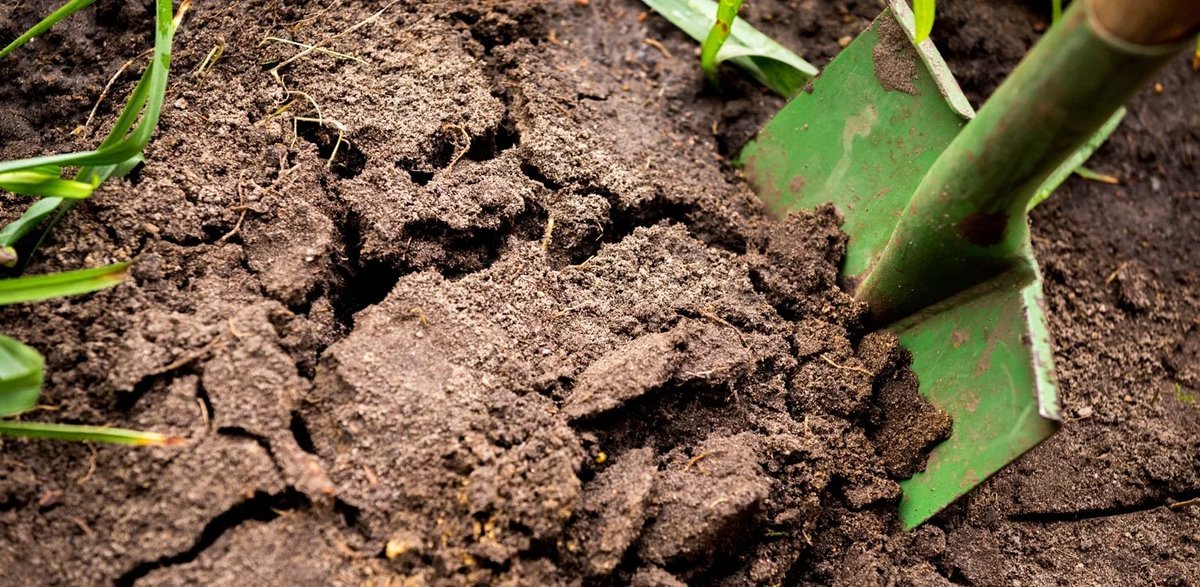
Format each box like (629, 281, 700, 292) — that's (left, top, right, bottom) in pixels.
(698, 306, 746, 346)
(819, 354, 874, 377)
(77, 443, 97, 485)
(684, 452, 708, 471)
(644, 37, 673, 59)
(1169, 497, 1200, 510)
(443, 124, 471, 176)
(219, 172, 250, 242)
(192, 40, 226, 78)
(409, 307, 430, 327)
(145, 335, 226, 381)
(1105, 262, 1128, 285)
(269, 0, 399, 82)
(74, 49, 154, 135)
(1166, 494, 1195, 508)
(261, 36, 367, 64)
(541, 215, 556, 252)
(327, 130, 347, 168)
(196, 397, 211, 429)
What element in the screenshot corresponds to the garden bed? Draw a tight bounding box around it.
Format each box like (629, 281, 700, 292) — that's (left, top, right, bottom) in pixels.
(1, 0, 1197, 584)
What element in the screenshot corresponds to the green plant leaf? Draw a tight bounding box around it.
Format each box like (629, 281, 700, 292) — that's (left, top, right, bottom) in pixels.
(0, 421, 185, 445)
(700, 0, 743, 85)
(1028, 108, 1126, 210)
(0, 168, 98, 199)
(1073, 165, 1119, 184)
(0, 335, 43, 418)
(913, 0, 935, 43)
(0, 0, 99, 60)
(0, 0, 184, 255)
(0, 262, 130, 306)
(643, 0, 818, 96)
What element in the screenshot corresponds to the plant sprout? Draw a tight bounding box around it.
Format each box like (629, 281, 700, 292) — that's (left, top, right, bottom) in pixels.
(0, 0, 189, 445)
(643, 0, 817, 96)
(0, 0, 188, 261)
(913, 0, 935, 43)
(700, 0, 743, 85)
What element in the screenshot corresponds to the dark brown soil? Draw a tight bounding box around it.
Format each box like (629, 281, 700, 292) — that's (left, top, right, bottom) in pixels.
(1, 1, 1197, 585)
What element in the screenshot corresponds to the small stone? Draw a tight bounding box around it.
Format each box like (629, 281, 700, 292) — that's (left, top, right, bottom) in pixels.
(1077, 405, 1094, 418)
(838, 35, 853, 47)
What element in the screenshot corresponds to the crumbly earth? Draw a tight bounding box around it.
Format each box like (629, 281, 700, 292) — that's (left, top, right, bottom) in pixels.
(0, 1, 1197, 586)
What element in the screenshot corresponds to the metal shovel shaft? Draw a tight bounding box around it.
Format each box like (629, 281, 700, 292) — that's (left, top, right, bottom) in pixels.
(855, 0, 1200, 324)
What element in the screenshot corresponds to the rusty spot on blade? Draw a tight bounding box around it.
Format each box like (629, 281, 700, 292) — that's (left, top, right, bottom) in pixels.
(959, 210, 1008, 246)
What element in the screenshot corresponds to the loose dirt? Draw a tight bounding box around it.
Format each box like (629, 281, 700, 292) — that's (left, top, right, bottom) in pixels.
(1, 1, 1197, 585)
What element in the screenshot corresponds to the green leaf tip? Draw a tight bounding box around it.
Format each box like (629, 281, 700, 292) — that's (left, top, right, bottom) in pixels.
(0, 421, 187, 446)
(0, 262, 131, 306)
(913, 0, 935, 43)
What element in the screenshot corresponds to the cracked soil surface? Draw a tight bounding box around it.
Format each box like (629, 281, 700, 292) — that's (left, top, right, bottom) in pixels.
(1, 0, 1198, 585)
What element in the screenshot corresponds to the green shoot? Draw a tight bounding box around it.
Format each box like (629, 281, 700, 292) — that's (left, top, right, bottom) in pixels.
(0, 0, 188, 446)
(0, 421, 184, 446)
(0, 273, 179, 446)
(0, 336, 43, 418)
(0, 0, 189, 259)
(643, 0, 817, 96)
(0, 263, 130, 306)
(913, 0, 935, 43)
(0, 0, 98, 60)
(1051, 0, 1063, 24)
(1028, 108, 1126, 210)
(0, 167, 98, 200)
(700, 0, 743, 86)
(0, 335, 180, 446)
(1073, 165, 1119, 184)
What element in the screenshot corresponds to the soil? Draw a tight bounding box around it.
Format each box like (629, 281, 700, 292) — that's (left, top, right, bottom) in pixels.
(0, 0, 1197, 585)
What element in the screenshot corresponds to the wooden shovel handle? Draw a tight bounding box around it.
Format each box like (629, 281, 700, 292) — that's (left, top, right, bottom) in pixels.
(1088, 0, 1200, 45)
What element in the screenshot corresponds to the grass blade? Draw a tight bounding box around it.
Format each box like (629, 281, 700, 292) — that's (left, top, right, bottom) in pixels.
(0, 421, 184, 446)
(1028, 108, 1126, 210)
(0, 335, 43, 418)
(700, 0, 743, 85)
(643, 0, 817, 96)
(913, 0, 935, 43)
(0, 0, 186, 261)
(0, 199, 61, 249)
(1051, 0, 1063, 24)
(1074, 165, 1120, 184)
(0, 169, 98, 199)
(0, 262, 129, 306)
(0, 0, 99, 60)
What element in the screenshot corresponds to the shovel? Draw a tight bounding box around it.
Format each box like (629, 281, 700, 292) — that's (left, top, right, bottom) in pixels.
(737, 0, 1200, 529)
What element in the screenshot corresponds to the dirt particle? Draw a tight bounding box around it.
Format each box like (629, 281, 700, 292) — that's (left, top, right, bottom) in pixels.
(872, 15, 919, 95)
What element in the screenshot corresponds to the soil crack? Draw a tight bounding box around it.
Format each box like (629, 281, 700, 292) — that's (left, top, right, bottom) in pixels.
(1006, 492, 1200, 523)
(114, 489, 308, 586)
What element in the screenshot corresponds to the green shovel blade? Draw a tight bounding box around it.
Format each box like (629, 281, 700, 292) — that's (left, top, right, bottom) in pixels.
(737, 0, 1063, 529)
